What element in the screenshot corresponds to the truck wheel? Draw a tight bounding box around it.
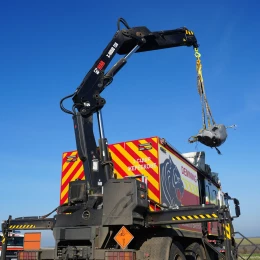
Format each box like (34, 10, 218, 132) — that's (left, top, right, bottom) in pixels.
(185, 242, 204, 260)
(169, 242, 186, 260)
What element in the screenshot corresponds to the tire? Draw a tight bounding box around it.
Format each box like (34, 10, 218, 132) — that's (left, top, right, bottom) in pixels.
(169, 242, 186, 260)
(185, 242, 204, 260)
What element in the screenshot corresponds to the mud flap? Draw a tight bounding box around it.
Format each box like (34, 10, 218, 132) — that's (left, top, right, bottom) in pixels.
(137, 237, 172, 260)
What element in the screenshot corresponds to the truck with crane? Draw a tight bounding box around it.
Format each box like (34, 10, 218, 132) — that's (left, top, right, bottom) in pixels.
(1, 18, 241, 260)
(0, 231, 24, 260)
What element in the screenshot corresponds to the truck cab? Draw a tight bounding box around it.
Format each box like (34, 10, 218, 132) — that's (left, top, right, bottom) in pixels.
(0, 231, 24, 260)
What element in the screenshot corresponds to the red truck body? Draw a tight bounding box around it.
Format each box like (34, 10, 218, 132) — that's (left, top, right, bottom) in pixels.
(60, 136, 222, 236)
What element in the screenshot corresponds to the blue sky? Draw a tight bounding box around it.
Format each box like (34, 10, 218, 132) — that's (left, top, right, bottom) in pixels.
(1, 0, 259, 246)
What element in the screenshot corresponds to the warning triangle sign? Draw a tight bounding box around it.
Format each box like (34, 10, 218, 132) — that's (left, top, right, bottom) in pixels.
(114, 226, 134, 250)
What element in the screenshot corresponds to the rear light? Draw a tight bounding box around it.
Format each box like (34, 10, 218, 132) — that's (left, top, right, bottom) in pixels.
(18, 251, 38, 260)
(105, 251, 136, 260)
(207, 240, 217, 244)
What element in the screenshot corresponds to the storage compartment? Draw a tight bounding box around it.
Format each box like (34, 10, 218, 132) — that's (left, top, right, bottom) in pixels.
(23, 232, 41, 251)
(61, 136, 206, 233)
(109, 137, 200, 208)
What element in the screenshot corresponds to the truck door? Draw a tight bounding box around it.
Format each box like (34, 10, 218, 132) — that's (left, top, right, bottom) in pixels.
(205, 180, 219, 236)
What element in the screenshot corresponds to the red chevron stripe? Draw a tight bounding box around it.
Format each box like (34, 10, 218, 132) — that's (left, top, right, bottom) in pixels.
(60, 192, 68, 205)
(61, 158, 80, 179)
(125, 142, 158, 181)
(144, 136, 158, 149)
(61, 151, 73, 175)
(130, 139, 158, 164)
(61, 162, 83, 192)
(110, 144, 160, 200)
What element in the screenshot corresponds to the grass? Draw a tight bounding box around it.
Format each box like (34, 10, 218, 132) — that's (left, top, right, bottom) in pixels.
(238, 254, 260, 260)
(236, 237, 260, 246)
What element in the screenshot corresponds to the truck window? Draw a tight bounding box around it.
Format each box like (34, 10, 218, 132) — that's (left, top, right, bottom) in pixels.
(198, 178, 205, 204)
(7, 237, 23, 246)
(218, 192, 224, 206)
(206, 185, 210, 203)
(212, 190, 217, 205)
(0, 236, 23, 246)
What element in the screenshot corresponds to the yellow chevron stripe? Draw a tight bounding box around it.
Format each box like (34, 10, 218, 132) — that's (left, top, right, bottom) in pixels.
(60, 164, 84, 200)
(224, 224, 231, 239)
(171, 214, 216, 221)
(113, 144, 159, 190)
(138, 139, 158, 159)
(110, 150, 135, 177)
(152, 137, 158, 144)
(110, 150, 159, 203)
(61, 156, 81, 185)
(62, 151, 78, 173)
(212, 214, 218, 218)
(126, 142, 158, 174)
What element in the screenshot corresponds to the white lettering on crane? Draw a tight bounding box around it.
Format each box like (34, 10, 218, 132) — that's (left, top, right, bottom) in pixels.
(106, 42, 119, 58)
(94, 42, 119, 75)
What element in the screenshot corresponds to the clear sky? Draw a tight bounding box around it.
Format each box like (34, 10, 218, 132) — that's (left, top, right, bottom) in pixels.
(1, 0, 259, 246)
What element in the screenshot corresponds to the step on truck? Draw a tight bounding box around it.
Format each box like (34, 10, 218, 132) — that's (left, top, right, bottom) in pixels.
(1, 18, 241, 260)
